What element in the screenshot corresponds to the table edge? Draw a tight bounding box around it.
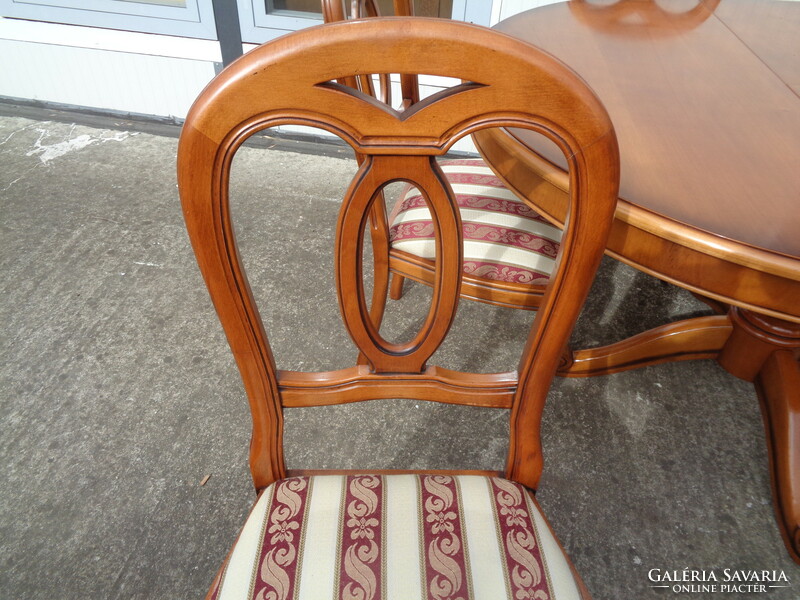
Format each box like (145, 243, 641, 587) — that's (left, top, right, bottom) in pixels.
(473, 127, 800, 323)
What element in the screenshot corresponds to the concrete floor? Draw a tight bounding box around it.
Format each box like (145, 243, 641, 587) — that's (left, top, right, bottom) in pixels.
(1, 107, 798, 599)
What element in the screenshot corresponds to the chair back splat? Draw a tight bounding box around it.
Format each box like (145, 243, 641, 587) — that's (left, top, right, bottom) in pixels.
(177, 18, 619, 493)
(323, 0, 570, 312)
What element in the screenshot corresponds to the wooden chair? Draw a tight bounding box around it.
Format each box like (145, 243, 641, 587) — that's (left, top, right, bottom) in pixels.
(178, 17, 619, 600)
(321, 0, 565, 312)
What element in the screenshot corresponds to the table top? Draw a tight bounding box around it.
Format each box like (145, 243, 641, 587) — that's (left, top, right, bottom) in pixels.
(475, 0, 800, 321)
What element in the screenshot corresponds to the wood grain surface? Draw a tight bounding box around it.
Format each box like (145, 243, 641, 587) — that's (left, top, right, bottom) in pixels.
(475, 0, 800, 322)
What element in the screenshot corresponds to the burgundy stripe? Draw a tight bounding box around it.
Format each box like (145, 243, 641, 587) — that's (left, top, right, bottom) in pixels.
(392, 193, 425, 217)
(391, 221, 560, 257)
(438, 158, 486, 167)
(339, 475, 383, 600)
(462, 224, 560, 255)
(252, 477, 310, 600)
(490, 479, 551, 600)
(463, 261, 551, 284)
(208, 574, 222, 600)
(441, 171, 505, 187)
(420, 475, 469, 600)
(390, 221, 435, 243)
(457, 196, 551, 223)
(394, 193, 551, 224)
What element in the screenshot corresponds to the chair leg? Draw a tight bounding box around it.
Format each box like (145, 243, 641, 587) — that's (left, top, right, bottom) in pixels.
(390, 273, 406, 300)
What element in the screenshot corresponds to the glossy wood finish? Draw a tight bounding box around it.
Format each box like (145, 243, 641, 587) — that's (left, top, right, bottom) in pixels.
(322, 0, 552, 312)
(279, 365, 517, 408)
(557, 314, 732, 377)
(757, 350, 800, 561)
(719, 309, 800, 561)
(474, 0, 800, 560)
(475, 0, 800, 322)
(719, 310, 800, 383)
(177, 17, 619, 501)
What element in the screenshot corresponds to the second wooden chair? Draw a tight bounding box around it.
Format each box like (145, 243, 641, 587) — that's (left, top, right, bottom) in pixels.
(322, 0, 564, 312)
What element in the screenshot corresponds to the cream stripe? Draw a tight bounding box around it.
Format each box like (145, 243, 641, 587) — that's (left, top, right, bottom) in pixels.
(449, 183, 508, 195)
(413, 182, 519, 200)
(417, 477, 426, 600)
(391, 238, 557, 274)
(216, 486, 275, 600)
(460, 210, 560, 239)
(332, 478, 347, 599)
(439, 164, 496, 176)
(448, 184, 517, 200)
(389, 238, 436, 259)
(457, 476, 510, 600)
(381, 478, 388, 600)
(385, 475, 424, 600)
(390, 207, 430, 227)
(453, 477, 474, 600)
(393, 207, 561, 239)
(295, 476, 345, 600)
(526, 493, 581, 600)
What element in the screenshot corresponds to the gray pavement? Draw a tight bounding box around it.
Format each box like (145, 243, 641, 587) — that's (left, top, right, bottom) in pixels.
(1, 108, 797, 599)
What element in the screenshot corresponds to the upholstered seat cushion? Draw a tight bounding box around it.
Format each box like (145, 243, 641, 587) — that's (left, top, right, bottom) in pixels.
(389, 159, 562, 285)
(209, 474, 583, 600)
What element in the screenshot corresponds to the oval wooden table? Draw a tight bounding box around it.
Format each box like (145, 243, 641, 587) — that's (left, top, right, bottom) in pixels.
(473, 0, 800, 561)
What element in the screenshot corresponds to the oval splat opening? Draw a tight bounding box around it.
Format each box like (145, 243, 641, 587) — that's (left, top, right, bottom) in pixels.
(359, 180, 437, 347)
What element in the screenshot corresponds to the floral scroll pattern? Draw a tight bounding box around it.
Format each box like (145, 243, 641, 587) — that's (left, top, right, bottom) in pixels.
(391, 221, 559, 257)
(210, 475, 560, 600)
(421, 475, 468, 600)
(395, 186, 550, 224)
(388, 158, 561, 285)
(491, 479, 550, 600)
(254, 477, 309, 600)
(462, 261, 549, 284)
(339, 475, 383, 600)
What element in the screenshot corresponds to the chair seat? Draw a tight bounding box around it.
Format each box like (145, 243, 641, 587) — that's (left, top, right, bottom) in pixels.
(389, 159, 562, 285)
(210, 474, 583, 600)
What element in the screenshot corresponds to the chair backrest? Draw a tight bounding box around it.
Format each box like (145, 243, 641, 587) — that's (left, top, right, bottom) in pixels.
(177, 18, 619, 492)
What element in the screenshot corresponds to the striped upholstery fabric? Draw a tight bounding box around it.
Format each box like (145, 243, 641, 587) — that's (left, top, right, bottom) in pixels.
(389, 159, 561, 284)
(210, 474, 582, 600)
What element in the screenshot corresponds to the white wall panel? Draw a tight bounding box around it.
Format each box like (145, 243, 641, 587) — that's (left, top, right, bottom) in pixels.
(0, 38, 216, 118)
(0, 18, 221, 61)
(490, 0, 560, 25)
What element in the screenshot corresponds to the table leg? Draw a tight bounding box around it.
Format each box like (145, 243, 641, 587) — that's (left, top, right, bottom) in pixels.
(560, 307, 800, 561)
(717, 308, 800, 562)
(558, 314, 731, 377)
